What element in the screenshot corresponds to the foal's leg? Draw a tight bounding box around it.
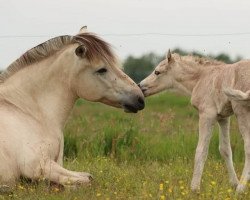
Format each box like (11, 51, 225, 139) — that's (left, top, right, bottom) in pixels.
(43, 160, 92, 186)
(218, 118, 239, 187)
(233, 105, 250, 192)
(191, 112, 216, 191)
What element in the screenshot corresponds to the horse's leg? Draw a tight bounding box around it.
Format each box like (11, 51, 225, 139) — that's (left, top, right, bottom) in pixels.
(191, 112, 216, 192)
(218, 117, 239, 187)
(233, 104, 250, 192)
(55, 136, 92, 179)
(0, 153, 18, 193)
(43, 160, 92, 186)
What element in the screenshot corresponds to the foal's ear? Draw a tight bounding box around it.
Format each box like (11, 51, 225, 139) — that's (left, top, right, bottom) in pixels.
(75, 45, 87, 58)
(166, 49, 172, 62)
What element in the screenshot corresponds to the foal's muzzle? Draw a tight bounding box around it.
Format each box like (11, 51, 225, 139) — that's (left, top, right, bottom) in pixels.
(138, 83, 148, 96)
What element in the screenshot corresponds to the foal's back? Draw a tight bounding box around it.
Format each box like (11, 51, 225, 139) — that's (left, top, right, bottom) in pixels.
(191, 60, 250, 115)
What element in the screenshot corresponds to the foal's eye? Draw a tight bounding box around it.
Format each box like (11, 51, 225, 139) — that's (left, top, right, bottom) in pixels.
(96, 68, 107, 74)
(155, 71, 160, 75)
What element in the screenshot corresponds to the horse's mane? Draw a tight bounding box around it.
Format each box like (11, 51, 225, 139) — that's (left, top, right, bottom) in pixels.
(0, 33, 116, 83)
(173, 53, 224, 66)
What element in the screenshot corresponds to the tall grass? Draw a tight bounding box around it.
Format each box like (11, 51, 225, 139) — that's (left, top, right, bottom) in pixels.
(64, 92, 244, 163)
(4, 92, 249, 199)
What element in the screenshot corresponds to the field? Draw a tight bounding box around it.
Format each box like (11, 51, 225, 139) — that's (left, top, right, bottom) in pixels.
(1, 92, 250, 199)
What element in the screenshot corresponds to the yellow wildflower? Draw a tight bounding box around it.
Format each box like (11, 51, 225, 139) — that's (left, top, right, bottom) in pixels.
(178, 180, 183, 185)
(96, 193, 101, 197)
(18, 185, 24, 190)
(53, 188, 60, 193)
(227, 189, 232, 193)
(210, 181, 216, 186)
(160, 195, 165, 200)
(159, 183, 164, 191)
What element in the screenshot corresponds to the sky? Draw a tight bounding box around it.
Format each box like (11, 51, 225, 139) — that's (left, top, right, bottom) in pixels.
(0, 0, 250, 69)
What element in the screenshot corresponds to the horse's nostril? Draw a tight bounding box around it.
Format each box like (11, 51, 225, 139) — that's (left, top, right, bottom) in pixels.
(138, 97, 144, 105)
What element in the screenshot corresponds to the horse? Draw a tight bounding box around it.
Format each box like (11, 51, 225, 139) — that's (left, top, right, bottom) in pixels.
(139, 50, 250, 192)
(0, 27, 144, 189)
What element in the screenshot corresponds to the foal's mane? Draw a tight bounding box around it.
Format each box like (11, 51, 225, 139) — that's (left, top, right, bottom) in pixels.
(0, 33, 116, 83)
(174, 53, 224, 66)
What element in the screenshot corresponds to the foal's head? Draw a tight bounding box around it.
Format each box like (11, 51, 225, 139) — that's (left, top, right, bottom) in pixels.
(69, 33, 145, 113)
(139, 50, 179, 96)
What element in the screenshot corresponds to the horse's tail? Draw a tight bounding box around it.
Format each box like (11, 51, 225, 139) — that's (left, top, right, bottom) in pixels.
(224, 88, 250, 102)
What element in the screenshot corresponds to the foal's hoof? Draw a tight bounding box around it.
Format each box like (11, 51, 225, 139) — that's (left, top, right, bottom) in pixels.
(229, 180, 239, 189)
(236, 184, 246, 193)
(0, 185, 13, 195)
(191, 186, 200, 193)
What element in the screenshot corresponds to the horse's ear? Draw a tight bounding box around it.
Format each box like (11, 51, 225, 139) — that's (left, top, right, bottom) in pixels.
(75, 45, 87, 58)
(78, 26, 88, 34)
(166, 49, 172, 62)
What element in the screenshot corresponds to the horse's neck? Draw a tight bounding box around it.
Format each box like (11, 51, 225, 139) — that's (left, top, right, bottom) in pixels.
(173, 61, 203, 96)
(1, 59, 77, 129)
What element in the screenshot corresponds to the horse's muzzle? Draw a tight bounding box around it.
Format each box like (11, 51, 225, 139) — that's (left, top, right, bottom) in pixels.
(123, 96, 145, 113)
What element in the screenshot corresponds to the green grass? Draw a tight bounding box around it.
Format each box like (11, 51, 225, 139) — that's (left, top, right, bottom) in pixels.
(1, 92, 249, 199)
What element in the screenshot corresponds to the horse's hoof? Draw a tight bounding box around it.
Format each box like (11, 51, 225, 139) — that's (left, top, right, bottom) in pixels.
(0, 185, 13, 195)
(78, 172, 94, 181)
(88, 174, 93, 181)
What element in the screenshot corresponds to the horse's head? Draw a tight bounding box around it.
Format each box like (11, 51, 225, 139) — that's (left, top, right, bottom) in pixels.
(69, 33, 144, 113)
(139, 50, 178, 97)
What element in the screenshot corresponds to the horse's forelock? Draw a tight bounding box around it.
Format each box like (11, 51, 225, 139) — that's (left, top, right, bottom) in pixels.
(74, 33, 117, 67)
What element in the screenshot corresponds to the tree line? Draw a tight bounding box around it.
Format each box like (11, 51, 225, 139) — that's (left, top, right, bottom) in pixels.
(123, 48, 242, 83)
(0, 48, 242, 82)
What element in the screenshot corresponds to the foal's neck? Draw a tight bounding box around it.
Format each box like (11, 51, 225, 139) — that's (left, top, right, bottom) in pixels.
(173, 61, 203, 96)
(2, 58, 77, 129)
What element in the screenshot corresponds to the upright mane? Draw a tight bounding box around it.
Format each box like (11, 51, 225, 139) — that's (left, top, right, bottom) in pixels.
(0, 33, 116, 83)
(173, 53, 224, 66)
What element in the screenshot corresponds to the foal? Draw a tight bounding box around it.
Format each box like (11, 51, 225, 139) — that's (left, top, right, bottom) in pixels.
(140, 51, 250, 192)
(0, 29, 144, 188)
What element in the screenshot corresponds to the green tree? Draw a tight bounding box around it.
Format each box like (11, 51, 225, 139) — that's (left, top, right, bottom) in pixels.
(123, 53, 163, 83)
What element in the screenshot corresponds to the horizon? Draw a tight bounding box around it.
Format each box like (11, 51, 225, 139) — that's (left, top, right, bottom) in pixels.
(1, 0, 250, 69)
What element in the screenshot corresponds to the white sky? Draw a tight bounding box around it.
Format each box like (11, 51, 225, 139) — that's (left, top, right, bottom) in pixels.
(0, 0, 250, 69)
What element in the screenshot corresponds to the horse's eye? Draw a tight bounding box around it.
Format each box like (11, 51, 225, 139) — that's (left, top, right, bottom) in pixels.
(96, 68, 107, 74)
(155, 71, 160, 75)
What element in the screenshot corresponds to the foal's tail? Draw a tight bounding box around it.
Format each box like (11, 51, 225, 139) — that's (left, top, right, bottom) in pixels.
(224, 88, 250, 102)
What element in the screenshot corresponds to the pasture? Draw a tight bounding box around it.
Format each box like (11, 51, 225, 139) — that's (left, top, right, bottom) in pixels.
(1, 92, 249, 199)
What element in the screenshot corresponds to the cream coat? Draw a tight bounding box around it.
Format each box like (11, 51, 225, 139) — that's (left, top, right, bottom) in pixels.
(0, 30, 144, 189)
(140, 51, 250, 192)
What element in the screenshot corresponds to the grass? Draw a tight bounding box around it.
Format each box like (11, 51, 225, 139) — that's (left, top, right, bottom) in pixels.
(1, 92, 250, 199)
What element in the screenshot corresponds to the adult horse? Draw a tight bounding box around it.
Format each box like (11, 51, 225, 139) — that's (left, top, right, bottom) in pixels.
(0, 28, 144, 188)
(139, 50, 250, 192)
